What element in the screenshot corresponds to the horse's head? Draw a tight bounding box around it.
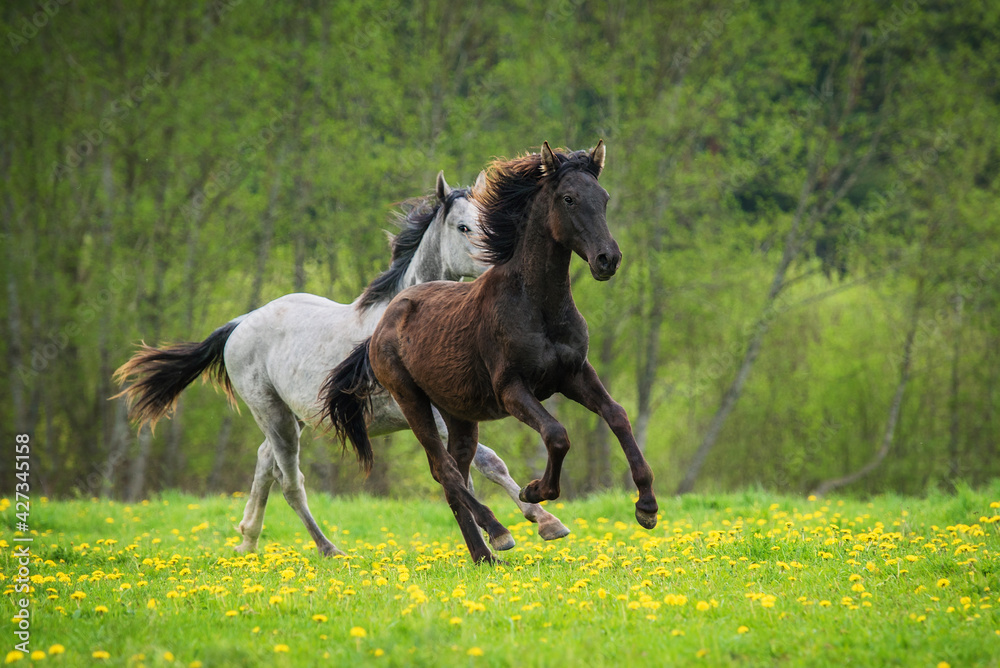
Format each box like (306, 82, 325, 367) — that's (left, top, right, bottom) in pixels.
(434, 170, 488, 280)
(540, 140, 620, 281)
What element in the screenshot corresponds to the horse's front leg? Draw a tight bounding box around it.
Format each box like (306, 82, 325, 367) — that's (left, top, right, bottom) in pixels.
(561, 362, 658, 529)
(499, 379, 571, 505)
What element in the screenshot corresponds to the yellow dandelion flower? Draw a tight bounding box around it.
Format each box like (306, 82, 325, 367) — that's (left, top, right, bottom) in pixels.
(937, 663, 951, 668)
(696, 600, 711, 611)
(47, 647, 64, 656)
(696, 649, 709, 659)
(30, 651, 45, 661)
(225, 610, 238, 617)
(312, 614, 328, 623)
(189, 662, 203, 668)
(69, 591, 86, 601)
(350, 627, 367, 638)
(449, 617, 462, 625)
(374, 649, 385, 657)
(671, 629, 685, 637)
(163, 652, 175, 661)
(147, 598, 157, 609)
(937, 578, 950, 588)
(737, 626, 750, 634)
(467, 647, 484, 657)
(92, 650, 110, 660)
(4, 651, 25, 664)
(95, 605, 109, 614)
(273, 645, 289, 653)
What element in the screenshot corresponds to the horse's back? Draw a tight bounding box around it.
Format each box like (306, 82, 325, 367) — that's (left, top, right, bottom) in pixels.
(226, 293, 380, 422)
(372, 280, 506, 420)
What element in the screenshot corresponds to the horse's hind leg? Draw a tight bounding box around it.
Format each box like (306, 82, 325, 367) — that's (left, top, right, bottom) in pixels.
(440, 414, 516, 554)
(432, 408, 568, 540)
(385, 374, 511, 563)
(235, 441, 276, 553)
(471, 444, 570, 540)
(253, 401, 344, 557)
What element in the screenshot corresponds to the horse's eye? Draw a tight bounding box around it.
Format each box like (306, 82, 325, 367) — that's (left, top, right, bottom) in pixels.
(563, 195, 574, 205)
(457, 224, 470, 234)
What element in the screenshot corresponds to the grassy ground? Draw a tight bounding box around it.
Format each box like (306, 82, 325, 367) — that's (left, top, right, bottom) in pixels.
(3, 484, 999, 667)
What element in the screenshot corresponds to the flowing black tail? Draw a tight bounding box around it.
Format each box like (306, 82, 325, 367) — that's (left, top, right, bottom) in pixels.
(319, 338, 378, 474)
(112, 320, 241, 431)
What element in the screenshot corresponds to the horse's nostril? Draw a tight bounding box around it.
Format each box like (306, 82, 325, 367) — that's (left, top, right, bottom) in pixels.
(596, 253, 610, 270)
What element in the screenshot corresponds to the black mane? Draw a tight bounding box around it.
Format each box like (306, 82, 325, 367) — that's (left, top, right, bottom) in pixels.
(357, 188, 470, 310)
(474, 148, 601, 266)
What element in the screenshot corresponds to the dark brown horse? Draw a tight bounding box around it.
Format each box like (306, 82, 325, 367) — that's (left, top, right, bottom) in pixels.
(321, 141, 658, 563)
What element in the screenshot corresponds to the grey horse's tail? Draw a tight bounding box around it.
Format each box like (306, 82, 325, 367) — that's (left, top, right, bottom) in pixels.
(112, 318, 244, 431)
(319, 338, 377, 474)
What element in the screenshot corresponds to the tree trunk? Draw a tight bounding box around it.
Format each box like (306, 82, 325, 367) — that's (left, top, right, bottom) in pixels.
(585, 324, 614, 493)
(207, 414, 234, 492)
(947, 289, 963, 485)
(811, 276, 924, 497)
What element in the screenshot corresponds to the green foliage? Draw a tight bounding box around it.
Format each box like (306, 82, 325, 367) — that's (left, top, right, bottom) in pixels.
(1, 0, 999, 499)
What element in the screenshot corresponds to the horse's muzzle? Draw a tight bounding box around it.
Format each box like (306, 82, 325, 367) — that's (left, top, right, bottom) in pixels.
(591, 249, 622, 281)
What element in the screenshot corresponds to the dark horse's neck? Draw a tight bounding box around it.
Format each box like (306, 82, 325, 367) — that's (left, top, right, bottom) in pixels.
(494, 194, 574, 315)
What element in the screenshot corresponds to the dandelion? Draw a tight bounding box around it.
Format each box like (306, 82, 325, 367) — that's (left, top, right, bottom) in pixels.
(449, 617, 462, 625)
(312, 614, 328, 623)
(937, 578, 950, 588)
(4, 651, 25, 664)
(225, 610, 238, 617)
(350, 627, 367, 639)
(696, 601, 711, 612)
(95, 605, 109, 614)
(92, 650, 111, 660)
(29, 651, 45, 660)
(163, 651, 175, 661)
(47, 647, 64, 656)
(273, 645, 289, 653)
(467, 647, 484, 657)
(69, 591, 86, 601)
(737, 626, 750, 634)
(147, 598, 158, 609)
(374, 649, 385, 657)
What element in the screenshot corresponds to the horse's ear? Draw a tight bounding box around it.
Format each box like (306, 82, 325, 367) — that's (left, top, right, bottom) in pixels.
(436, 170, 452, 201)
(591, 139, 605, 178)
(540, 141, 558, 177)
(473, 170, 487, 195)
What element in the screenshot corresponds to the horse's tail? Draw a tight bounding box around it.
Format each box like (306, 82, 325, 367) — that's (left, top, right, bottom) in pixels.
(319, 338, 377, 474)
(112, 318, 243, 431)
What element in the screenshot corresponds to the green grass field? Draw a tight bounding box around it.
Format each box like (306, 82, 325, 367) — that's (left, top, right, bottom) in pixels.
(3, 485, 999, 667)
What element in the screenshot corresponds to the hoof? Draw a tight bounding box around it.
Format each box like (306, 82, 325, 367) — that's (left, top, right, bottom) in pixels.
(489, 532, 515, 551)
(233, 542, 255, 554)
(477, 554, 509, 567)
(319, 543, 347, 558)
(537, 519, 570, 541)
(635, 507, 658, 529)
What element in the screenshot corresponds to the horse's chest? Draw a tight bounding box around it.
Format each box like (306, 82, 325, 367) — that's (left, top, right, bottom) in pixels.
(520, 327, 588, 394)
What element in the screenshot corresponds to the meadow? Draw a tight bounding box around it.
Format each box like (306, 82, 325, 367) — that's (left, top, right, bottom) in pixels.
(3, 485, 999, 667)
